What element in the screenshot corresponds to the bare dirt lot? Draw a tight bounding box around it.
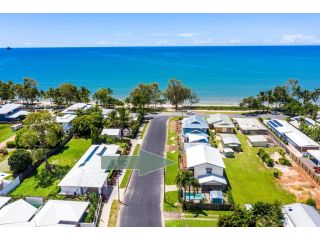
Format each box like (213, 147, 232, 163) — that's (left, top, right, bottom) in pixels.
(272, 152, 320, 208)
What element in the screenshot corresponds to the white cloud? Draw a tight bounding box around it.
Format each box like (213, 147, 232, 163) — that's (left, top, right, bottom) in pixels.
(151, 33, 202, 38)
(156, 39, 169, 45)
(176, 33, 197, 38)
(281, 34, 320, 44)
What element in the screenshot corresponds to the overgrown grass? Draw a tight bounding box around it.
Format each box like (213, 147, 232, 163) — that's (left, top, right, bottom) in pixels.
(108, 200, 120, 227)
(10, 138, 91, 197)
(165, 117, 180, 185)
(0, 124, 15, 143)
(164, 190, 181, 212)
(165, 219, 218, 227)
(224, 133, 296, 205)
(120, 144, 141, 189)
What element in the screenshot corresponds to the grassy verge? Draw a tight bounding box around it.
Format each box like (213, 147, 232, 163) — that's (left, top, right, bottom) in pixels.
(10, 138, 91, 197)
(224, 133, 296, 205)
(120, 144, 141, 189)
(165, 219, 218, 227)
(0, 124, 14, 143)
(140, 121, 149, 138)
(165, 117, 180, 185)
(108, 200, 120, 227)
(164, 190, 181, 212)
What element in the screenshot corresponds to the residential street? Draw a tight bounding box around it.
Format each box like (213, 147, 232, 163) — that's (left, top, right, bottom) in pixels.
(119, 116, 168, 227)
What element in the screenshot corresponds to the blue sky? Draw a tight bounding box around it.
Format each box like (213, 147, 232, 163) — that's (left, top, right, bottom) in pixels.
(1, 14, 320, 47)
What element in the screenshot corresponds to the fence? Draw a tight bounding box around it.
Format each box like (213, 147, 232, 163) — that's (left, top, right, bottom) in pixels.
(182, 202, 234, 211)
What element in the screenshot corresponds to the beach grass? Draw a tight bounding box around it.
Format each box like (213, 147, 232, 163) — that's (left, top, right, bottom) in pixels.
(0, 124, 15, 143)
(224, 133, 296, 205)
(120, 144, 140, 189)
(10, 138, 91, 197)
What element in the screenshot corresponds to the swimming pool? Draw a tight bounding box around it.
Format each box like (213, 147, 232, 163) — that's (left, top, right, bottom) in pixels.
(183, 192, 205, 200)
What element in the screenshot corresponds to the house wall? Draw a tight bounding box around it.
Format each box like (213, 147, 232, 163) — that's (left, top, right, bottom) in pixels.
(250, 140, 268, 147)
(193, 163, 224, 178)
(215, 127, 233, 133)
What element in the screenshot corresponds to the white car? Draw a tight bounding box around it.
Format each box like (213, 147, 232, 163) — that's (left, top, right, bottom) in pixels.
(186, 110, 195, 115)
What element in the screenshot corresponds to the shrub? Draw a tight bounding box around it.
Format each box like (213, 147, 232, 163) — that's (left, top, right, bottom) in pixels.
(6, 141, 16, 148)
(266, 158, 274, 167)
(226, 189, 234, 204)
(8, 149, 32, 174)
(279, 157, 292, 166)
(278, 148, 286, 156)
(273, 170, 281, 178)
(0, 148, 8, 155)
(306, 197, 317, 208)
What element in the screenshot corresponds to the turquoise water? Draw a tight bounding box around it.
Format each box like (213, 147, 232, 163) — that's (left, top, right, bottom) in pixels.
(184, 192, 205, 200)
(1, 46, 320, 104)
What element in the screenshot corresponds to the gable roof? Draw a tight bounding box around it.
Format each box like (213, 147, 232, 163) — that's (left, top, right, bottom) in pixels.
(185, 144, 225, 169)
(284, 203, 320, 227)
(234, 118, 267, 131)
(0, 197, 11, 210)
(62, 103, 92, 114)
(101, 128, 121, 136)
(207, 114, 235, 128)
(247, 135, 268, 143)
(182, 115, 208, 129)
(198, 174, 227, 185)
(185, 133, 209, 143)
(0, 199, 37, 225)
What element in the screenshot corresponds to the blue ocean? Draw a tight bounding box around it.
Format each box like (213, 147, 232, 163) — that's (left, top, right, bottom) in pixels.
(1, 46, 320, 104)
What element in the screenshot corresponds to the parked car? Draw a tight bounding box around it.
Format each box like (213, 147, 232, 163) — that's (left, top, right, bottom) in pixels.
(186, 110, 195, 115)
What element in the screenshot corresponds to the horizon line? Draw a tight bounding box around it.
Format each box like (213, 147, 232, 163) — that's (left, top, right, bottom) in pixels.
(3, 44, 320, 49)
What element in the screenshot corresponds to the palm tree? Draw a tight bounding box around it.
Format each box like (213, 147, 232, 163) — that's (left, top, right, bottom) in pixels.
(175, 170, 190, 201)
(187, 177, 201, 202)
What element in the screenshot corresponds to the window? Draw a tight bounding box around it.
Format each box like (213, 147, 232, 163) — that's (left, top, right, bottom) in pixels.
(206, 168, 212, 174)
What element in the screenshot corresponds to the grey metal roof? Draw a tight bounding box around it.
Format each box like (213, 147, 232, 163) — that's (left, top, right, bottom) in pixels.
(220, 134, 240, 145)
(207, 114, 235, 128)
(0, 103, 22, 115)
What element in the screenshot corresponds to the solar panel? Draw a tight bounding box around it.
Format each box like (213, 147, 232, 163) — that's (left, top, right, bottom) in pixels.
(273, 120, 283, 127)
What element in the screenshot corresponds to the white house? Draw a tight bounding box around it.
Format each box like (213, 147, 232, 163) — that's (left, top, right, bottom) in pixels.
(0, 199, 37, 225)
(283, 203, 320, 227)
(31, 200, 89, 227)
(56, 114, 77, 133)
(0, 197, 11, 210)
(61, 103, 92, 115)
(0, 103, 29, 122)
(101, 128, 122, 138)
(185, 144, 227, 191)
(59, 144, 120, 195)
(307, 149, 320, 166)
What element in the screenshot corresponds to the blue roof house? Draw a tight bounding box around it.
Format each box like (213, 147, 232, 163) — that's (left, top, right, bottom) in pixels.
(181, 115, 209, 136)
(0, 104, 29, 122)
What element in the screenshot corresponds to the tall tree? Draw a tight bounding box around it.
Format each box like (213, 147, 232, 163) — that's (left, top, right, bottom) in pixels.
(78, 86, 91, 103)
(59, 83, 78, 104)
(0, 80, 16, 103)
(164, 78, 191, 110)
(16, 111, 64, 170)
(16, 77, 39, 105)
(93, 88, 113, 107)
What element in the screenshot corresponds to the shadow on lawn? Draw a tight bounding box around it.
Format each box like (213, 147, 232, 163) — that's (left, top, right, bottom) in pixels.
(35, 165, 69, 188)
(186, 209, 208, 217)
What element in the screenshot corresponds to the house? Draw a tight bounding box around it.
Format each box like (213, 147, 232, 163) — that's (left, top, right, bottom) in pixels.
(101, 128, 122, 139)
(182, 115, 209, 136)
(247, 135, 268, 147)
(306, 150, 320, 166)
(31, 200, 89, 227)
(59, 144, 120, 195)
(0, 103, 29, 122)
(184, 132, 209, 143)
(185, 144, 227, 192)
(207, 114, 235, 133)
(233, 118, 268, 135)
(220, 134, 241, 151)
(61, 103, 92, 115)
(56, 114, 77, 133)
(0, 199, 37, 225)
(0, 196, 11, 210)
(102, 108, 114, 119)
(283, 203, 320, 227)
(290, 116, 316, 129)
(267, 119, 319, 154)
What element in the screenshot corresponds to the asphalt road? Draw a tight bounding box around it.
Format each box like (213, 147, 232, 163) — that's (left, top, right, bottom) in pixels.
(119, 116, 168, 227)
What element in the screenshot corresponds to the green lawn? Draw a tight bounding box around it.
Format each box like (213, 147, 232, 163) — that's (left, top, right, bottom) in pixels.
(184, 210, 231, 219)
(0, 124, 15, 143)
(10, 138, 91, 197)
(0, 151, 14, 173)
(120, 144, 140, 189)
(140, 121, 149, 139)
(164, 190, 181, 212)
(165, 219, 218, 227)
(165, 117, 180, 185)
(108, 200, 120, 227)
(224, 133, 296, 205)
